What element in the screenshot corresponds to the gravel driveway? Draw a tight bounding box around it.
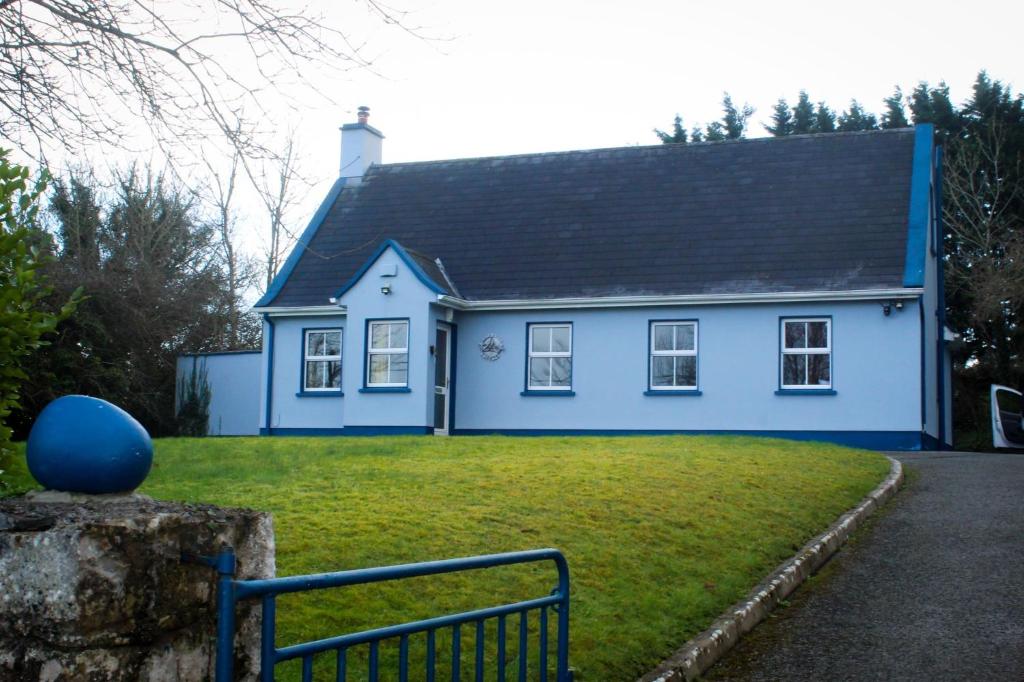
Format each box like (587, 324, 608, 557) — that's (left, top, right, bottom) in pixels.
(705, 451, 1024, 681)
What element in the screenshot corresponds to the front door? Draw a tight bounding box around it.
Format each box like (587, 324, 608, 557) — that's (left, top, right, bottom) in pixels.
(434, 323, 452, 435)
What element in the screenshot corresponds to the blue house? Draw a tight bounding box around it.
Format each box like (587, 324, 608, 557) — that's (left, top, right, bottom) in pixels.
(248, 108, 951, 450)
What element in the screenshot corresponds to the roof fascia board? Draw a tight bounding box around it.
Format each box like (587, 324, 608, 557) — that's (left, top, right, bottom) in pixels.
(255, 177, 348, 308)
(437, 288, 924, 311)
(179, 350, 262, 357)
(332, 239, 447, 299)
(253, 305, 347, 317)
(903, 123, 935, 287)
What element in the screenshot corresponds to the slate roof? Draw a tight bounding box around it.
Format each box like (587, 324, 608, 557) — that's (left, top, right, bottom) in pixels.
(267, 128, 917, 307)
(403, 246, 460, 297)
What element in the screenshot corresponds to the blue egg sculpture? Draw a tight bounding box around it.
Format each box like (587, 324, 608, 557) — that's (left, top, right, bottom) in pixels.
(27, 395, 153, 494)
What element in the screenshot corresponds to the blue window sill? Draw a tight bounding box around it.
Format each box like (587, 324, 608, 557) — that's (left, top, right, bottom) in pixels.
(295, 391, 344, 397)
(775, 389, 837, 396)
(359, 387, 412, 393)
(520, 390, 576, 397)
(644, 389, 702, 396)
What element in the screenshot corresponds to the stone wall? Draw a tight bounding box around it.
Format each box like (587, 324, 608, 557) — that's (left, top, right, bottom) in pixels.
(0, 492, 275, 681)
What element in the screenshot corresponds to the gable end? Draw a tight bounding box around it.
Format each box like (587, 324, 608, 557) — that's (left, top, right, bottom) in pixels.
(332, 240, 449, 300)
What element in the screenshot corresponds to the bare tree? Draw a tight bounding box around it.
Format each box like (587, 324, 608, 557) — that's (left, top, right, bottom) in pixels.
(0, 0, 422, 164)
(201, 146, 260, 347)
(254, 130, 306, 291)
(944, 119, 1024, 377)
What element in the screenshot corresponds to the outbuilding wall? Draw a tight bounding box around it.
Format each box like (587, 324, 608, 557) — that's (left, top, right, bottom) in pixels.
(176, 352, 262, 436)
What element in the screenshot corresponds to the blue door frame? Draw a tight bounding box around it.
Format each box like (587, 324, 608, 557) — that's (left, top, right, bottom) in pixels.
(187, 547, 572, 681)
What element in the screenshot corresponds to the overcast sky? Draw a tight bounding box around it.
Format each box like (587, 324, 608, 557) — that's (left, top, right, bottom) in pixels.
(305, 0, 1021, 171)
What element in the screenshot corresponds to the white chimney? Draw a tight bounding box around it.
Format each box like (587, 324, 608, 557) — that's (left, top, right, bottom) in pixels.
(339, 106, 384, 181)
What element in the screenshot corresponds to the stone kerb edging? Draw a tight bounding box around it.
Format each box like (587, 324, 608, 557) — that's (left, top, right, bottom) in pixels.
(638, 456, 904, 682)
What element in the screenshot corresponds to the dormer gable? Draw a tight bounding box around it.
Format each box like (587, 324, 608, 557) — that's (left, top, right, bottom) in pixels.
(332, 239, 456, 304)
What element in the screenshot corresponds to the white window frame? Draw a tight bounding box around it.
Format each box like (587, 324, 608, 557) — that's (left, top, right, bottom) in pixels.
(780, 318, 832, 389)
(527, 323, 573, 391)
(366, 320, 410, 388)
(303, 329, 342, 392)
(649, 321, 698, 390)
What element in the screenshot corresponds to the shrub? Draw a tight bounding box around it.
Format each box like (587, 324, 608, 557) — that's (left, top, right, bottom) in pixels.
(176, 359, 211, 437)
(0, 151, 79, 468)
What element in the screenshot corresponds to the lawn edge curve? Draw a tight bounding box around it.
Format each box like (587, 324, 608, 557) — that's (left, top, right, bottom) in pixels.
(637, 455, 904, 682)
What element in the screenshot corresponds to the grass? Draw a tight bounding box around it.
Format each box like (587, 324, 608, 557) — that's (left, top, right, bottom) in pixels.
(1, 435, 889, 680)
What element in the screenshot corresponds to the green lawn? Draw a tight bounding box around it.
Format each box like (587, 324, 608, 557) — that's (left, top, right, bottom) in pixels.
(1, 436, 888, 680)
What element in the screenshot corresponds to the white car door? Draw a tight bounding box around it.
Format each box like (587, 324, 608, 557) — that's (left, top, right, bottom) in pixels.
(991, 384, 1024, 448)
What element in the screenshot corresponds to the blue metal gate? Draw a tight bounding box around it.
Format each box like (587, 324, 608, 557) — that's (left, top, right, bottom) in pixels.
(189, 547, 571, 681)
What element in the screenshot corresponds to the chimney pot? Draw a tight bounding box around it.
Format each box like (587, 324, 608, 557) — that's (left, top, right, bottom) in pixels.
(357, 106, 370, 124)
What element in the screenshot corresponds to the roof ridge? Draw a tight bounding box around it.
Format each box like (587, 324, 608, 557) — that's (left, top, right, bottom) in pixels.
(369, 127, 918, 172)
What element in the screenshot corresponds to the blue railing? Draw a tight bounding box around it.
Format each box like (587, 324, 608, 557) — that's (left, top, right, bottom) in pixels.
(190, 547, 571, 682)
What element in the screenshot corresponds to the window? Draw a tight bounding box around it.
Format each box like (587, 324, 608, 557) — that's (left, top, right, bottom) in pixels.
(527, 323, 572, 390)
(781, 318, 831, 389)
(367, 320, 409, 387)
(303, 329, 342, 391)
(650, 321, 698, 390)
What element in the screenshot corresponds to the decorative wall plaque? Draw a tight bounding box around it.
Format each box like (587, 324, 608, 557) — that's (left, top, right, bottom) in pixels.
(479, 334, 505, 361)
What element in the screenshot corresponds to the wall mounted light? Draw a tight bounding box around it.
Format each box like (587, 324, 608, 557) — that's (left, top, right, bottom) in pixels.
(380, 284, 392, 295)
(881, 300, 905, 316)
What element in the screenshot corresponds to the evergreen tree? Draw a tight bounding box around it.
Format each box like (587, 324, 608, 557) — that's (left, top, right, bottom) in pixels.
(28, 176, 130, 419)
(792, 91, 816, 134)
(12, 165, 249, 438)
(764, 98, 794, 136)
(837, 100, 879, 131)
(814, 101, 837, 132)
(965, 70, 1024, 133)
(909, 81, 934, 120)
(658, 92, 754, 145)
(881, 86, 909, 128)
(49, 173, 102, 273)
(909, 80, 959, 134)
(704, 121, 727, 142)
(721, 93, 755, 139)
(655, 115, 688, 144)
